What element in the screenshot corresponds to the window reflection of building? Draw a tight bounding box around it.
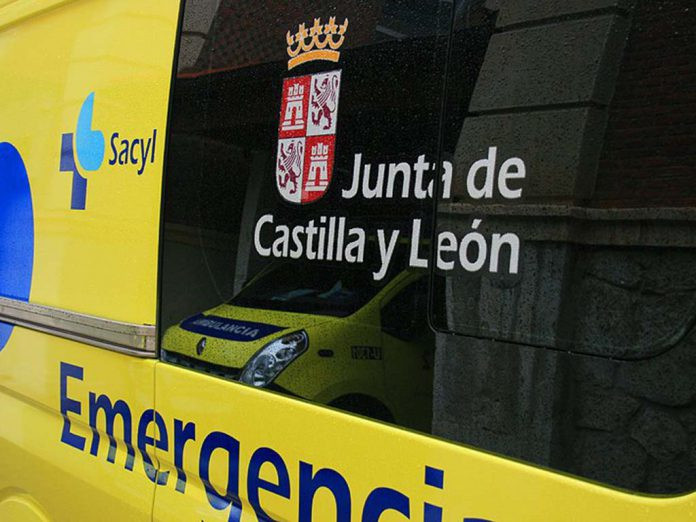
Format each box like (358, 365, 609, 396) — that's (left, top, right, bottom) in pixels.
(434, 0, 696, 494)
(162, 1, 447, 433)
(177, 0, 448, 76)
(178, 0, 383, 75)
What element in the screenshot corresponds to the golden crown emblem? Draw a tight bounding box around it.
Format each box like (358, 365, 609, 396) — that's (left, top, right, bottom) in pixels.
(286, 17, 349, 70)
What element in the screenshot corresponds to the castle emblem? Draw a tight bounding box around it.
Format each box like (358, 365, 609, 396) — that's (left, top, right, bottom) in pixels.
(276, 70, 341, 204)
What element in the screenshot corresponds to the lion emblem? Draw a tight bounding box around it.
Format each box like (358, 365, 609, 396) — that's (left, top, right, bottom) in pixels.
(311, 74, 339, 131)
(277, 140, 304, 195)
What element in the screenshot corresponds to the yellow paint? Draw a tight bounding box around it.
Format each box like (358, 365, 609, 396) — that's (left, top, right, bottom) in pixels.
(153, 364, 696, 521)
(162, 268, 432, 430)
(1, 1, 696, 521)
(0, 0, 176, 324)
(0, 0, 179, 520)
(0, 330, 158, 520)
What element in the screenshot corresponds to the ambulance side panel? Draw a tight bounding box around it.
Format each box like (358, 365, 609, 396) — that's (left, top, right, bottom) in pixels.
(0, 1, 179, 520)
(153, 367, 696, 521)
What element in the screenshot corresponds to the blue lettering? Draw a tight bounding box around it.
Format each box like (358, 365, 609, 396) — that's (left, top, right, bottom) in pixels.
(362, 487, 410, 521)
(424, 466, 444, 522)
(55, 364, 494, 522)
(247, 447, 290, 521)
(137, 409, 169, 485)
(129, 138, 140, 166)
(298, 462, 350, 522)
(88, 392, 135, 470)
(117, 139, 129, 165)
(59, 362, 86, 451)
(138, 134, 151, 175)
(174, 418, 196, 493)
(106, 130, 158, 174)
(199, 431, 243, 522)
(150, 129, 157, 163)
(425, 466, 444, 488)
(108, 132, 119, 165)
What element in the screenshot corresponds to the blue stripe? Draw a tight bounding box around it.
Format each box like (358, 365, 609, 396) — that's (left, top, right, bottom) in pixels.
(0, 142, 34, 351)
(180, 314, 284, 342)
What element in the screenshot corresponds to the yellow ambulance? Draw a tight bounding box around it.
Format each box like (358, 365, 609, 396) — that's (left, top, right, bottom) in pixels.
(1, 0, 696, 521)
(162, 263, 433, 430)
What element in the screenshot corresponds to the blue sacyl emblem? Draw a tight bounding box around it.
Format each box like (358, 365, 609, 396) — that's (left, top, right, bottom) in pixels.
(60, 92, 104, 210)
(0, 142, 34, 351)
(75, 92, 105, 172)
(180, 314, 285, 342)
(59, 92, 158, 211)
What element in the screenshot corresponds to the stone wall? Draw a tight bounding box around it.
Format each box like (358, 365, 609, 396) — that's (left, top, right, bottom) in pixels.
(593, 0, 696, 208)
(433, 0, 696, 493)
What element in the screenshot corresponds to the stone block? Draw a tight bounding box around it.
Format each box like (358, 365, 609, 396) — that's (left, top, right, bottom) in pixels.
(177, 35, 206, 71)
(574, 358, 616, 389)
(432, 334, 562, 462)
(495, 0, 636, 29)
(680, 410, 696, 435)
(572, 249, 696, 358)
(645, 457, 696, 493)
(576, 392, 639, 431)
(452, 108, 608, 202)
(630, 408, 688, 461)
(182, 0, 221, 33)
(573, 432, 647, 489)
(470, 15, 630, 110)
(618, 333, 696, 407)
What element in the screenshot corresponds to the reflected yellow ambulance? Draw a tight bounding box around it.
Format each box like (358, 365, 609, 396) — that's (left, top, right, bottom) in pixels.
(163, 264, 433, 430)
(1, 0, 696, 521)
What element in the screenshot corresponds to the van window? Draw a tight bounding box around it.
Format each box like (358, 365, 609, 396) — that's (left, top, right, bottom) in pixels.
(161, 0, 696, 496)
(433, 1, 696, 361)
(230, 263, 387, 318)
(381, 277, 427, 341)
(160, 0, 453, 436)
(431, 0, 696, 494)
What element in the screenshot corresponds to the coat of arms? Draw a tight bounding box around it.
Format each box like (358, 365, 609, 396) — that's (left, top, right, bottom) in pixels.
(276, 70, 341, 204)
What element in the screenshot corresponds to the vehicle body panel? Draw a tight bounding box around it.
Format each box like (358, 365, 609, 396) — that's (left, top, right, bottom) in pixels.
(0, 0, 179, 519)
(1, 1, 696, 521)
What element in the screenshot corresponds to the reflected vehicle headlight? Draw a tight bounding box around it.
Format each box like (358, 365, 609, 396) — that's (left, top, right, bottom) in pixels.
(239, 330, 308, 387)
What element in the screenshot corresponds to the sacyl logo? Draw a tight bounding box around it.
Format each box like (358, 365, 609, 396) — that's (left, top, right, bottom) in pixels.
(60, 92, 158, 210)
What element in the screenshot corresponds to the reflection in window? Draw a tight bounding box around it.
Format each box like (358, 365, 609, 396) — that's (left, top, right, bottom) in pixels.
(160, 0, 452, 436)
(432, 0, 696, 495)
(231, 263, 388, 317)
(160, 0, 696, 498)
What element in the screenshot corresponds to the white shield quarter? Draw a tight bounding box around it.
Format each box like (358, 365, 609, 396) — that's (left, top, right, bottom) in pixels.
(307, 70, 342, 137)
(275, 137, 305, 204)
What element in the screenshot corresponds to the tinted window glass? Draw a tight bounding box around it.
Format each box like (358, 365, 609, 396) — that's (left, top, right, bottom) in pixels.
(432, 0, 696, 494)
(433, 1, 696, 360)
(160, 0, 453, 436)
(231, 263, 388, 317)
(381, 277, 428, 341)
(161, 0, 696, 497)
